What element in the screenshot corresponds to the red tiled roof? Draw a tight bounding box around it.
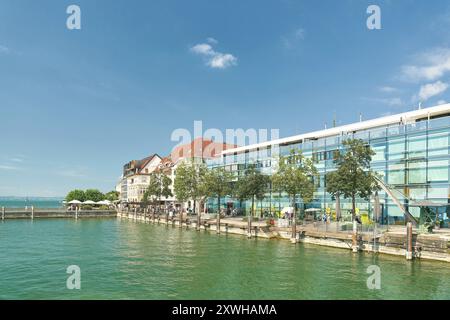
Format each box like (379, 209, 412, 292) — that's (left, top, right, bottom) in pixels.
(170, 138, 238, 163)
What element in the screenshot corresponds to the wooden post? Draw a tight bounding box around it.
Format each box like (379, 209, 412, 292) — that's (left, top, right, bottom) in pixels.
(352, 220, 358, 252)
(2, 206, 4, 220)
(216, 212, 221, 234)
(247, 215, 252, 238)
(291, 211, 297, 244)
(31, 206, 34, 220)
(75, 207, 78, 220)
(196, 212, 201, 232)
(134, 208, 137, 221)
(406, 222, 413, 260)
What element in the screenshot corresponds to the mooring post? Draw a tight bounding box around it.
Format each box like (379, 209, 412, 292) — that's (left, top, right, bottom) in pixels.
(406, 222, 413, 260)
(1, 206, 4, 220)
(134, 208, 137, 221)
(75, 207, 78, 220)
(291, 213, 297, 244)
(31, 206, 34, 220)
(216, 211, 221, 234)
(196, 212, 200, 231)
(352, 220, 358, 252)
(247, 215, 252, 238)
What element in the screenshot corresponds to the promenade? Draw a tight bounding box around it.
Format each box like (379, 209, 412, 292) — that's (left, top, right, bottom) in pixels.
(118, 209, 450, 263)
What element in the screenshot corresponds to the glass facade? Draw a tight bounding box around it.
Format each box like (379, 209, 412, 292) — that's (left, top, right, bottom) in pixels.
(206, 113, 450, 225)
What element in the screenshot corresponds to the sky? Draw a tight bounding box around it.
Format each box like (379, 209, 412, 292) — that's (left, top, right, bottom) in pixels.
(1, 0, 450, 197)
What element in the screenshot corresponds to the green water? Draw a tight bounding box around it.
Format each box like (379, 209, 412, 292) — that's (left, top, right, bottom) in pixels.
(1, 218, 450, 300)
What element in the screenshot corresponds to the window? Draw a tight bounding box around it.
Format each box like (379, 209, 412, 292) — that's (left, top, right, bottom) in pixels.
(408, 161, 426, 184)
(408, 135, 426, 158)
(428, 160, 449, 182)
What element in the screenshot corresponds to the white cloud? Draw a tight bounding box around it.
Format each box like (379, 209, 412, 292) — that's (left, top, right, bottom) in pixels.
(57, 169, 87, 178)
(379, 86, 399, 93)
(384, 97, 403, 106)
(206, 37, 218, 45)
(208, 53, 237, 69)
(282, 27, 306, 49)
(190, 40, 237, 69)
(437, 100, 447, 105)
(401, 48, 450, 82)
(417, 81, 449, 101)
(362, 97, 403, 107)
(0, 165, 20, 171)
(0, 45, 10, 54)
(294, 28, 306, 40)
(191, 43, 214, 56)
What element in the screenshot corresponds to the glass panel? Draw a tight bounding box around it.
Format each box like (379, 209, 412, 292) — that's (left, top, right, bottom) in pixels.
(408, 136, 426, 158)
(388, 138, 405, 160)
(372, 144, 386, 161)
(428, 160, 449, 182)
(370, 127, 386, 139)
(429, 116, 450, 130)
(428, 186, 449, 199)
(409, 187, 426, 199)
(388, 164, 405, 185)
(408, 161, 426, 184)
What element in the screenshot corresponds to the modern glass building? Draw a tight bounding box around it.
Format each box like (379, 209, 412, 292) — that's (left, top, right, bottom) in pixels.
(206, 104, 450, 225)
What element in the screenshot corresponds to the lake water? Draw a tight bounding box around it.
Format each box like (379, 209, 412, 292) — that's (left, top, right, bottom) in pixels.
(1, 218, 450, 299)
(0, 197, 63, 209)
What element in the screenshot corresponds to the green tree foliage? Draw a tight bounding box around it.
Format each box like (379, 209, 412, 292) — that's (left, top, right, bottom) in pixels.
(205, 167, 234, 213)
(105, 191, 119, 202)
(326, 139, 380, 220)
(84, 189, 105, 202)
(272, 149, 318, 222)
(65, 189, 86, 202)
(234, 166, 270, 218)
(174, 160, 208, 215)
(143, 172, 173, 209)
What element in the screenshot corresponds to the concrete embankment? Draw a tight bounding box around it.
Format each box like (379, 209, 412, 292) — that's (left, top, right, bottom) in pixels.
(118, 211, 450, 263)
(1, 208, 117, 219)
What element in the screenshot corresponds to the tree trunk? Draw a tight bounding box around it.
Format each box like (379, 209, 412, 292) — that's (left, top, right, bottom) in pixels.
(248, 196, 254, 238)
(291, 195, 297, 242)
(352, 195, 356, 221)
(195, 199, 200, 231)
(216, 195, 221, 234)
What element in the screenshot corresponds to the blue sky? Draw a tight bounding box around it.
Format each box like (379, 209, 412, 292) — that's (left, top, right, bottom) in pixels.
(1, 0, 450, 196)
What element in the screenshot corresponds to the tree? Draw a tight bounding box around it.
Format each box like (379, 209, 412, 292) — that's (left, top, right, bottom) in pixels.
(66, 189, 86, 202)
(234, 166, 270, 236)
(204, 167, 234, 233)
(84, 189, 105, 202)
(272, 149, 317, 241)
(143, 172, 173, 211)
(326, 139, 380, 221)
(174, 160, 208, 230)
(105, 191, 119, 202)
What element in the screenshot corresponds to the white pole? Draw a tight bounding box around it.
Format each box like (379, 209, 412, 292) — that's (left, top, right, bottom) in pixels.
(75, 207, 78, 220)
(31, 206, 34, 220)
(1, 207, 4, 220)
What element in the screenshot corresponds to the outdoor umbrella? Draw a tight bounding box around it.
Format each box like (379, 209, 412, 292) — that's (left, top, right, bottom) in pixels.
(83, 200, 96, 205)
(68, 200, 82, 204)
(96, 200, 111, 205)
